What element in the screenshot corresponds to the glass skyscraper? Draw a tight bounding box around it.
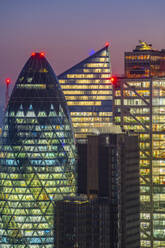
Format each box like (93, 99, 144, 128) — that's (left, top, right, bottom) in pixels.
(58, 44, 112, 140)
(0, 53, 77, 247)
(114, 77, 165, 248)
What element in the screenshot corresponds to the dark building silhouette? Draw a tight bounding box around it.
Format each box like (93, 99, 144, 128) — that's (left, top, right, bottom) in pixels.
(55, 196, 110, 248)
(55, 128, 140, 248)
(77, 143, 87, 194)
(77, 129, 140, 248)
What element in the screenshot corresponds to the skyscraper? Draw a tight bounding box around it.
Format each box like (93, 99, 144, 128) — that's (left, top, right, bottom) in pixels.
(113, 77, 165, 247)
(77, 130, 140, 248)
(125, 41, 165, 78)
(55, 196, 110, 248)
(0, 52, 77, 246)
(58, 44, 112, 140)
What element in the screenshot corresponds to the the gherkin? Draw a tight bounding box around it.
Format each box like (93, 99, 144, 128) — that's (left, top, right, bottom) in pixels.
(0, 53, 77, 247)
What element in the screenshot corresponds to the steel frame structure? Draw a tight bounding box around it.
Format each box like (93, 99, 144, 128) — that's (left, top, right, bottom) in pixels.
(113, 77, 165, 248)
(0, 53, 77, 247)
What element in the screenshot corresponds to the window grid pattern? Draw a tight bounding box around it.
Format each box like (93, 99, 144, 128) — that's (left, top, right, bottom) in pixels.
(113, 78, 165, 248)
(58, 46, 112, 140)
(0, 53, 77, 247)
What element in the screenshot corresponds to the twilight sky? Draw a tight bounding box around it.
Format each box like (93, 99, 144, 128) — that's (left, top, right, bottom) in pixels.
(1, 0, 165, 105)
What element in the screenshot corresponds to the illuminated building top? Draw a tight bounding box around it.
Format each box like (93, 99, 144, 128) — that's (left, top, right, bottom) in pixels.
(134, 40, 153, 51)
(125, 41, 165, 78)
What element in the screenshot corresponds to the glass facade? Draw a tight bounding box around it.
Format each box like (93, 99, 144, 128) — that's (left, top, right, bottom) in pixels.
(0, 53, 77, 247)
(113, 77, 165, 247)
(58, 45, 112, 140)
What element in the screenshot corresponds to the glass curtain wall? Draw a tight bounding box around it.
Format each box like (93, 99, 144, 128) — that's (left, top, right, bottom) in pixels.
(0, 53, 77, 247)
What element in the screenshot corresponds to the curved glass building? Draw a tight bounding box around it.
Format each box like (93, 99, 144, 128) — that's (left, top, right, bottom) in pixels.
(0, 53, 77, 247)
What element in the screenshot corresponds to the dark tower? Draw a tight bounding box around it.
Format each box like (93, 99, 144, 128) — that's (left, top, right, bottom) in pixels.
(77, 130, 140, 248)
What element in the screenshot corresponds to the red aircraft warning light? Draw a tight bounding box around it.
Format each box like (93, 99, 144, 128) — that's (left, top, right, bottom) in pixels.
(31, 52, 45, 57)
(110, 76, 117, 84)
(105, 42, 110, 47)
(5, 78, 11, 85)
(109, 76, 121, 89)
(40, 52, 45, 57)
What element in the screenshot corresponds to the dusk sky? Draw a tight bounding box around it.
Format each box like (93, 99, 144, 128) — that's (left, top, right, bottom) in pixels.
(1, 0, 165, 105)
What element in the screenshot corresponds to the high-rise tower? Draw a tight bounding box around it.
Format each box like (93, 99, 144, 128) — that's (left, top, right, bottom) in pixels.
(58, 44, 112, 140)
(77, 130, 140, 248)
(113, 77, 165, 247)
(0, 52, 77, 246)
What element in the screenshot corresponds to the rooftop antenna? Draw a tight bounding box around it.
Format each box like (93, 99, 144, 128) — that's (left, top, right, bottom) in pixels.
(5, 78, 11, 109)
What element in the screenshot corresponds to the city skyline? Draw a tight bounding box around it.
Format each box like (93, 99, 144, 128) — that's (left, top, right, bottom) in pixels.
(1, 0, 165, 106)
(1, 1, 165, 246)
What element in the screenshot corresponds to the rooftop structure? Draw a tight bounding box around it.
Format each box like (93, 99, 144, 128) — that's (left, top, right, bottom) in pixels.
(125, 41, 165, 78)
